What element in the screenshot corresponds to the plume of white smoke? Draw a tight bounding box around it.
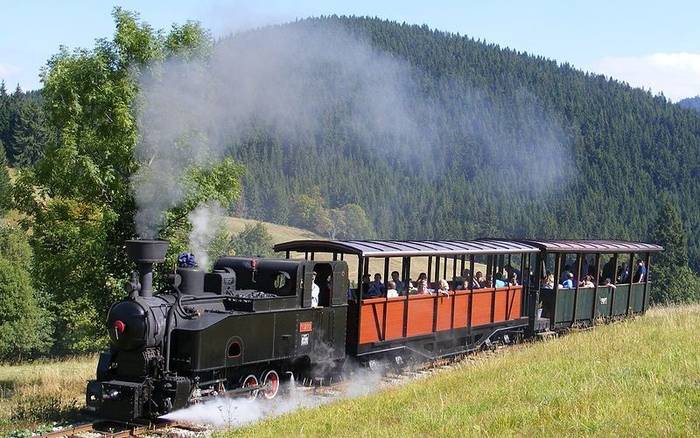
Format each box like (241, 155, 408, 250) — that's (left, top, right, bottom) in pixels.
(187, 202, 224, 269)
(132, 23, 433, 238)
(132, 20, 572, 238)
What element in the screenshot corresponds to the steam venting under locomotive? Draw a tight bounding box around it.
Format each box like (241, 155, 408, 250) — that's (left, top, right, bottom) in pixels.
(86, 239, 348, 420)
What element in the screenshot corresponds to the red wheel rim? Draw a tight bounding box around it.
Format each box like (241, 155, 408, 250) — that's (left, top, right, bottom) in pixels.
(242, 374, 258, 399)
(262, 370, 280, 399)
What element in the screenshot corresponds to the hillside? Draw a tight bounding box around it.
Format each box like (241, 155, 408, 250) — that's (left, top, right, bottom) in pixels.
(679, 96, 700, 112)
(218, 16, 700, 269)
(226, 217, 322, 244)
(226, 305, 700, 437)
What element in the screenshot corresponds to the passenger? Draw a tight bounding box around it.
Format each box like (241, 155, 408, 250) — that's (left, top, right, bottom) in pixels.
(475, 271, 485, 287)
(437, 279, 450, 296)
(617, 264, 629, 283)
(561, 272, 575, 289)
(311, 271, 320, 308)
(604, 278, 617, 290)
(390, 271, 404, 293)
(542, 272, 555, 289)
(508, 272, 518, 286)
(367, 273, 385, 297)
(386, 280, 399, 298)
(580, 275, 595, 288)
(483, 274, 493, 288)
(561, 265, 572, 284)
(633, 259, 647, 283)
(494, 273, 508, 288)
(456, 269, 471, 290)
(505, 264, 522, 281)
(361, 273, 371, 297)
(601, 258, 615, 283)
(415, 272, 430, 294)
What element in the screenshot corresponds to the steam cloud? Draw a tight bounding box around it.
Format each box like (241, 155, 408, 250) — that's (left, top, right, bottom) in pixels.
(162, 366, 384, 428)
(132, 20, 570, 239)
(187, 202, 224, 269)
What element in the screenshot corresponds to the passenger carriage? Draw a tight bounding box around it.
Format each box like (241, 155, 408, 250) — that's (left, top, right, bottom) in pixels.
(522, 239, 663, 332)
(273, 239, 541, 363)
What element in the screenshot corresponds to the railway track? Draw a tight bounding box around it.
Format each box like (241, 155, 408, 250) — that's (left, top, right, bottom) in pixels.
(38, 419, 207, 438)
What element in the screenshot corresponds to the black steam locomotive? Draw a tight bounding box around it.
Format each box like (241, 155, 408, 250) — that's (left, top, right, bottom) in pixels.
(86, 238, 662, 421)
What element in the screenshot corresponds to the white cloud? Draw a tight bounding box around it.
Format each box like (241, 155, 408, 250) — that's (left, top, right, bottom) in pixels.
(591, 52, 700, 102)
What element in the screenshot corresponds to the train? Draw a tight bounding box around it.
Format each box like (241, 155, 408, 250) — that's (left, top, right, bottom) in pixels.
(85, 238, 662, 421)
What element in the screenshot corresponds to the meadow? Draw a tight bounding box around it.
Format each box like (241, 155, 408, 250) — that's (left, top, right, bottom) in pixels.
(0, 298, 697, 435)
(224, 305, 700, 437)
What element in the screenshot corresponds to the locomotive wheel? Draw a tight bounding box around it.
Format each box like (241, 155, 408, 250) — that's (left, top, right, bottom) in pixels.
(241, 374, 259, 399)
(260, 369, 280, 400)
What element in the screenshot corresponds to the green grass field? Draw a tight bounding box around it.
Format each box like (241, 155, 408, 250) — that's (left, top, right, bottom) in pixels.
(224, 305, 700, 437)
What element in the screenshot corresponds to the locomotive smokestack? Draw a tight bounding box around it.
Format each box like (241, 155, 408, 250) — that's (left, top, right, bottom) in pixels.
(125, 239, 169, 297)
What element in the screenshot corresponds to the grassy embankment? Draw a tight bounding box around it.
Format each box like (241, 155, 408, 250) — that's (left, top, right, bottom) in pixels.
(226, 305, 700, 437)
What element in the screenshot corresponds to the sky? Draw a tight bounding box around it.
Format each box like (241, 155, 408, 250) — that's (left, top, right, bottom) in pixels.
(1, 0, 699, 101)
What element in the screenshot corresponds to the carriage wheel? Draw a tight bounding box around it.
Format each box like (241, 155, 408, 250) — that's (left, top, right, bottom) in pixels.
(260, 369, 280, 400)
(241, 374, 259, 399)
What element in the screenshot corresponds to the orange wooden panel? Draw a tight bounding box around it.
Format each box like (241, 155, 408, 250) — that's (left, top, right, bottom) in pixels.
(385, 297, 406, 341)
(494, 288, 508, 322)
(359, 300, 384, 344)
(471, 289, 493, 326)
(507, 287, 523, 320)
(436, 294, 453, 331)
(407, 295, 434, 336)
(453, 291, 469, 328)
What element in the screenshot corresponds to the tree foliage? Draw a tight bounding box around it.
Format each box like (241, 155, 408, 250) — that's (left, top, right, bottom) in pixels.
(14, 8, 239, 353)
(650, 196, 700, 303)
(0, 225, 52, 361)
(0, 146, 11, 214)
(228, 222, 274, 257)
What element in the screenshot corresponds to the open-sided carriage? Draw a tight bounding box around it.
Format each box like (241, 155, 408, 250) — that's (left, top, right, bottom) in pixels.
(274, 239, 541, 363)
(522, 240, 663, 331)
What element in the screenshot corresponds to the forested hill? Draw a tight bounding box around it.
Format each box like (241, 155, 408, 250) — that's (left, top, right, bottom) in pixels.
(679, 96, 700, 112)
(228, 16, 700, 268)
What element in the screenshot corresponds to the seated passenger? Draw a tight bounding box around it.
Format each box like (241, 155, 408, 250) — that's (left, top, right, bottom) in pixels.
(366, 273, 385, 297)
(483, 274, 493, 288)
(580, 275, 595, 288)
(456, 269, 471, 290)
(561, 272, 575, 289)
(390, 271, 404, 293)
(437, 279, 450, 296)
(386, 280, 399, 298)
(561, 265, 572, 284)
(361, 273, 371, 297)
(415, 272, 430, 294)
(475, 271, 485, 288)
(494, 273, 508, 288)
(542, 273, 555, 289)
(509, 272, 518, 286)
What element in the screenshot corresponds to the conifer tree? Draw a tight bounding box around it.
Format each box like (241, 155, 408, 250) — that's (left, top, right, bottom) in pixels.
(0, 145, 11, 215)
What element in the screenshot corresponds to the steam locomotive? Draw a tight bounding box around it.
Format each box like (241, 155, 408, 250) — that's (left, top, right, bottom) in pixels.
(86, 238, 661, 421)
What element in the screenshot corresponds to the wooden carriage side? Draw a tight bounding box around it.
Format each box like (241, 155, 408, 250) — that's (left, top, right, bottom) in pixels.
(273, 239, 540, 360)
